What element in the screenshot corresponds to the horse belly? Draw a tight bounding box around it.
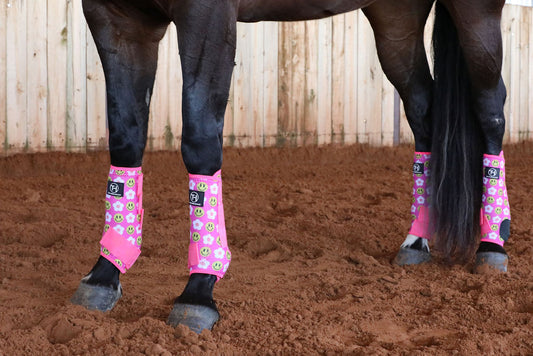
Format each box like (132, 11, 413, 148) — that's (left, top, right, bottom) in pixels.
(237, 0, 376, 22)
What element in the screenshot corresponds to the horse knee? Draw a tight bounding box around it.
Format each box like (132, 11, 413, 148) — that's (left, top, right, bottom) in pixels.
(181, 125, 223, 175)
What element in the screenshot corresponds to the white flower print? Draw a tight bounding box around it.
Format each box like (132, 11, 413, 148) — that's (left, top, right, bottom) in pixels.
(488, 232, 498, 240)
(113, 201, 124, 212)
(485, 205, 494, 213)
(483, 158, 491, 166)
(126, 213, 136, 223)
(192, 219, 204, 231)
(214, 248, 225, 259)
(105, 212, 112, 222)
(189, 206, 193, 215)
(189, 180, 196, 190)
(223, 263, 229, 273)
(496, 198, 503, 206)
(127, 171, 136, 176)
(114, 177, 125, 184)
(493, 216, 502, 224)
(482, 196, 486, 203)
(198, 259, 210, 269)
(210, 184, 219, 195)
(113, 225, 125, 235)
(411, 205, 416, 213)
(207, 209, 217, 220)
(503, 208, 510, 216)
(487, 187, 497, 196)
(136, 226, 142, 234)
(125, 189, 136, 200)
(416, 196, 425, 205)
(415, 179, 424, 187)
(203, 234, 215, 245)
(483, 178, 488, 185)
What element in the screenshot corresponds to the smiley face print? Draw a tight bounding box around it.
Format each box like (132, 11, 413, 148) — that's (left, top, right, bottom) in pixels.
(200, 247, 211, 257)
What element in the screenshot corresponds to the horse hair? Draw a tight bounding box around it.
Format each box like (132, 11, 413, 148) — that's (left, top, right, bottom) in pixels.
(429, 2, 485, 262)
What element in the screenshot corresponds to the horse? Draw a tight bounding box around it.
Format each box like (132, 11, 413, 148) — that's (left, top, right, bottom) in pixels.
(71, 0, 511, 334)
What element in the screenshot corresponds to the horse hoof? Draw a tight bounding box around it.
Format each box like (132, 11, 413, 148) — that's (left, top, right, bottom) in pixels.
(70, 281, 122, 312)
(167, 303, 219, 334)
(394, 247, 431, 266)
(474, 252, 508, 273)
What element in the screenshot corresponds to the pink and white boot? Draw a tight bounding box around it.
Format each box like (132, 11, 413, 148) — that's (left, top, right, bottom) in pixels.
(167, 170, 231, 333)
(395, 152, 432, 265)
(475, 151, 510, 272)
(71, 166, 144, 311)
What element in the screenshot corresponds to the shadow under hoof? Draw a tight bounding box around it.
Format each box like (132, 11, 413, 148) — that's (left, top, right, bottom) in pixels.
(474, 252, 508, 273)
(70, 281, 122, 312)
(167, 303, 219, 334)
(394, 247, 431, 266)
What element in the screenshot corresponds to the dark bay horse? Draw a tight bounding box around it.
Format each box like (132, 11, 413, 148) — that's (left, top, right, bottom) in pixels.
(71, 0, 511, 333)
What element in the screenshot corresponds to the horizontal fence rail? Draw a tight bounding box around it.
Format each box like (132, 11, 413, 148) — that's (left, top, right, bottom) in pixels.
(0, 1, 532, 154)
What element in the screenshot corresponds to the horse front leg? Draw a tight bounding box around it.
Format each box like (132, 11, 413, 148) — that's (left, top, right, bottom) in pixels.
(363, 1, 434, 265)
(71, 0, 168, 311)
(166, 1, 237, 333)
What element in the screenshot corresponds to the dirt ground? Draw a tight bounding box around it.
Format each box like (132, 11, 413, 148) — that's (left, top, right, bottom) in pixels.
(1, 143, 532, 355)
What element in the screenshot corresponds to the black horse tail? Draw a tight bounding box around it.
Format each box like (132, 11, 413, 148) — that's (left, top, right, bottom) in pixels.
(429, 2, 484, 261)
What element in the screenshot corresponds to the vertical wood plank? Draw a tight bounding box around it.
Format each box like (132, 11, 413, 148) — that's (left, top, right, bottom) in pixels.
(331, 14, 345, 144)
(343, 12, 358, 145)
(303, 20, 318, 146)
(317, 18, 332, 145)
(149, 27, 170, 151)
(27, 0, 48, 152)
(508, 5, 521, 142)
(251, 23, 265, 147)
(518, 7, 530, 141)
(5, 0, 27, 152)
(166, 24, 182, 151)
(67, 0, 87, 152)
(86, 25, 107, 151)
(0, 0, 7, 153)
(233, 22, 253, 147)
(529, 7, 533, 140)
(262, 22, 278, 147)
(47, 0, 68, 150)
(357, 13, 382, 144)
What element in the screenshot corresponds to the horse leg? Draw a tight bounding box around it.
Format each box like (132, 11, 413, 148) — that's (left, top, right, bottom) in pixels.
(71, 0, 169, 310)
(442, 0, 509, 272)
(363, 0, 434, 265)
(165, 1, 237, 333)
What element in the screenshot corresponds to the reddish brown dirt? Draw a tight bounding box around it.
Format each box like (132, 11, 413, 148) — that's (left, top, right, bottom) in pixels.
(1, 143, 533, 355)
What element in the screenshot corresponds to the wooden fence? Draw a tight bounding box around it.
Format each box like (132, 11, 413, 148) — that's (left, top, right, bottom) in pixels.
(0, 1, 532, 154)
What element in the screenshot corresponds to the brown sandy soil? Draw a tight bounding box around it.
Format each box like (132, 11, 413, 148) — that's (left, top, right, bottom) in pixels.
(1, 143, 533, 355)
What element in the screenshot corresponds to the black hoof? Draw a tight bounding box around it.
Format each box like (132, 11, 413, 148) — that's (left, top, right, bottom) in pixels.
(394, 247, 431, 266)
(474, 252, 508, 273)
(167, 303, 219, 334)
(70, 281, 122, 312)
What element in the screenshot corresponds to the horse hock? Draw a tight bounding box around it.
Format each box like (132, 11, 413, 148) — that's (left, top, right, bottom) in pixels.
(71, 166, 144, 311)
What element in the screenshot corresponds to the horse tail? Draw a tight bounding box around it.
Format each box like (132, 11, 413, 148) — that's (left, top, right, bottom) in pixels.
(429, 1, 484, 261)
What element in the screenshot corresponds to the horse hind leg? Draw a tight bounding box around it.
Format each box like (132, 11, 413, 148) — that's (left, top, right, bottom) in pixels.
(71, 0, 169, 311)
(166, 1, 237, 333)
(442, 0, 509, 272)
(363, 1, 433, 265)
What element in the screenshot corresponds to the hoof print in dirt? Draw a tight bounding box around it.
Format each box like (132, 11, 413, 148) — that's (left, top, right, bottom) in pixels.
(394, 247, 431, 266)
(167, 303, 219, 334)
(70, 281, 122, 312)
(474, 252, 508, 273)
